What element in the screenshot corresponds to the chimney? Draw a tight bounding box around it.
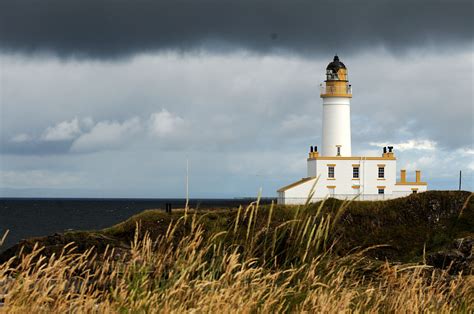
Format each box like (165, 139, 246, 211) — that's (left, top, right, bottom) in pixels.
(416, 170, 421, 183)
(383, 147, 387, 155)
(400, 169, 406, 183)
(309, 145, 319, 158)
(387, 146, 393, 153)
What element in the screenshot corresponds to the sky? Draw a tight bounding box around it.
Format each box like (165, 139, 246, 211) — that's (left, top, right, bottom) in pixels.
(0, 0, 473, 198)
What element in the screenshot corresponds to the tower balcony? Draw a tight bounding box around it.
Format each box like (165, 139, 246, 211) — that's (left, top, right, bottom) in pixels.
(320, 84, 352, 98)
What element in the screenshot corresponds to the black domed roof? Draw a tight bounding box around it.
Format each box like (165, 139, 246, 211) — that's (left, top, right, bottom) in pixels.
(326, 55, 346, 72)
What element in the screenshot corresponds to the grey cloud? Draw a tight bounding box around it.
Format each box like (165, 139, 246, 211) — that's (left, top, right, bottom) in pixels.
(0, 139, 73, 155)
(41, 117, 91, 141)
(1, 51, 472, 196)
(0, 0, 472, 59)
(1, 109, 238, 155)
(1, 116, 145, 155)
(1, 117, 91, 155)
(2, 51, 471, 156)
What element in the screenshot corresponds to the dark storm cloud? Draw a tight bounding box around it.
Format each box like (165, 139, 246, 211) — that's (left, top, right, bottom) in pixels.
(0, 0, 472, 59)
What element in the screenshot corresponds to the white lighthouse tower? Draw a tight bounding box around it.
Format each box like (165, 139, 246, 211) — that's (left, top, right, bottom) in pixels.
(277, 55, 428, 204)
(321, 56, 352, 157)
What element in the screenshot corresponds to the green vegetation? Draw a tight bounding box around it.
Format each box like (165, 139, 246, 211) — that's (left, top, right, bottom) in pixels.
(0, 191, 472, 312)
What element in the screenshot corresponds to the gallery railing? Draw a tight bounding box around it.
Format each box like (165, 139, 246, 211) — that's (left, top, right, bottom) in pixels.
(320, 84, 352, 95)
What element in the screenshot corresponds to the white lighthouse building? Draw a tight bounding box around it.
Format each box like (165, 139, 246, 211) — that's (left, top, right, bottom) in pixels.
(277, 56, 427, 204)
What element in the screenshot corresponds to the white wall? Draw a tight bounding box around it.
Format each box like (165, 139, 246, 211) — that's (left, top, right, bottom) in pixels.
(280, 177, 318, 204)
(321, 97, 352, 157)
(393, 184, 428, 194)
(357, 159, 397, 195)
(278, 157, 428, 205)
(307, 159, 317, 177)
(312, 158, 397, 197)
(280, 192, 418, 204)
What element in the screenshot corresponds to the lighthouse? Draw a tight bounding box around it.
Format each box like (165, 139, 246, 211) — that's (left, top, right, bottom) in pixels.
(321, 55, 352, 157)
(277, 55, 428, 204)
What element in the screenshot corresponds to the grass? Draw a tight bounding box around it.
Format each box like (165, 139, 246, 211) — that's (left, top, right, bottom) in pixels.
(0, 191, 473, 312)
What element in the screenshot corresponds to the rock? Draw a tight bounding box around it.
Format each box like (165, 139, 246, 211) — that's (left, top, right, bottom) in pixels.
(452, 237, 474, 256)
(427, 236, 473, 275)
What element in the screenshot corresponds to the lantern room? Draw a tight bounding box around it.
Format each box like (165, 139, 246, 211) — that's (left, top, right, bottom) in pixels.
(325, 55, 348, 81)
(321, 55, 352, 98)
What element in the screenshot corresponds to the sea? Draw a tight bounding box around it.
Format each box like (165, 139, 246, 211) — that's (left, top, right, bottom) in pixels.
(0, 197, 276, 252)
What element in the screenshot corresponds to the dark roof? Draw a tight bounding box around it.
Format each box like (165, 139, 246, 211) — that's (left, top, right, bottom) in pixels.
(326, 55, 346, 72)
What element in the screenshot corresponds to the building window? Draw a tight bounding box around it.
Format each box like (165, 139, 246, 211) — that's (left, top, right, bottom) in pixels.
(378, 188, 384, 195)
(378, 167, 385, 179)
(353, 166, 359, 179)
(328, 166, 335, 178)
(336, 146, 341, 156)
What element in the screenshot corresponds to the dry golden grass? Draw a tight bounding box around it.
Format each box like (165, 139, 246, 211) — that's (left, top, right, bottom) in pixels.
(0, 198, 473, 313)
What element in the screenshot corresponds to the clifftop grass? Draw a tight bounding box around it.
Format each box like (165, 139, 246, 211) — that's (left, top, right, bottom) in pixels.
(2, 190, 472, 264)
(0, 192, 474, 313)
(102, 190, 474, 262)
(0, 190, 472, 312)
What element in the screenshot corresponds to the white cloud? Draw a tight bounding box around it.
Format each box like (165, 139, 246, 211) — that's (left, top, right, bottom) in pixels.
(369, 139, 437, 151)
(148, 109, 185, 137)
(404, 156, 436, 171)
(455, 147, 474, 156)
(41, 117, 82, 141)
(10, 133, 32, 143)
(71, 117, 142, 153)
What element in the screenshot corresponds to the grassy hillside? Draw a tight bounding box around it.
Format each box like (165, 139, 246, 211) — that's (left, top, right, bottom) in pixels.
(0, 191, 472, 312)
(4, 190, 471, 263)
